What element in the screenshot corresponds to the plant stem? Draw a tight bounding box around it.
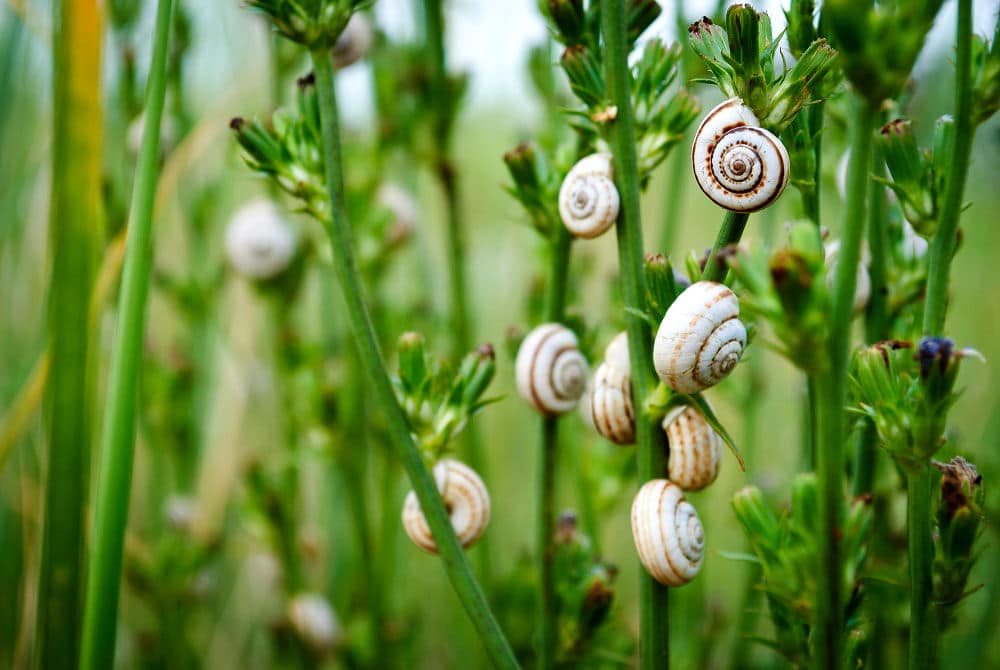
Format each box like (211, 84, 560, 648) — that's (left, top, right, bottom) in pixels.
(812, 96, 877, 670)
(802, 376, 818, 471)
(309, 50, 518, 669)
(702, 211, 750, 283)
(79, 1, 174, 668)
(907, 466, 936, 670)
(537, 226, 572, 669)
(36, 1, 102, 665)
(600, 2, 670, 667)
(922, 0, 973, 336)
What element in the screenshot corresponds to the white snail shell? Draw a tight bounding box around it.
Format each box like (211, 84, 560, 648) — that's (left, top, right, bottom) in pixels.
(225, 199, 297, 280)
(631, 479, 704, 586)
(692, 98, 789, 212)
(515, 324, 590, 416)
(653, 281, 746, 394)
(664, 406, 722, 491)
(376, 182, 419, 245)
(584, 361, 635, 445)
(825, 241, 871, 314)
(401, 459, 490, 554)
(558, 153, 620, 239)
(287, 592, 343, 653)
(603, 331, 630, 371)
(332, 14, 374, 69)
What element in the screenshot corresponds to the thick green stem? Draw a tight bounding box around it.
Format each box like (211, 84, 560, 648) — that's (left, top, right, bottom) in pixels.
(37, 0, 103, 666)
(537, 226, 572, 669)
(702, 211, 750, 283)
(309, 50, 518, 669)
(802, 376, 818, 471)
(922, 0, 973, 336)
(600, 2, 670, 667)
(79, 2, 174, 668)
(907, 466, 936, 670)
(812, 97, 877, 670)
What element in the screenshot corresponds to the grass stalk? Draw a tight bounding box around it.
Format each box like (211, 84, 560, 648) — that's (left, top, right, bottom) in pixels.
(907, 465, 936, 670)
(702, 211, 750, 283)
(812, 96, 877, 670)
(922, 0, 974, 337)
(36, 0, 103, 666)
(537, 226, 573, 669)
(309, 49, 518, 669)
(599, 1, 671, 666)
(79, 1, 175, 668)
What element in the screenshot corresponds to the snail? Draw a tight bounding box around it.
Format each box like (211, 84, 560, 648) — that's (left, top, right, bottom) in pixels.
(653, 281, 746, 394)
(332, 13, 374, 69)
(664, 406, 722, 491)
(515, 323, 590, 415)
(692, 98, 789, 212)
(558, 153, 620, 239)
(401, 459, 490, 554)
(287, 592, 343, 653)
(824, 240, 871, 314)
(376, 182, 419, 245)
(585, 361, 636, 445)
(631, 479, 704, 586)
(225, 199, 297, 280)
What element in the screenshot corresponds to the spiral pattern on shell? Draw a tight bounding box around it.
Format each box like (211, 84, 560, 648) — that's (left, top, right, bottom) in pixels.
(401, 459, 490, 555)
(631, 479, 704, 586)
(558, 153, 620, 239)
(653, 281, 746, 394)
(664, 406, 722, 491)
(515, 324, 590, 415)
(692, 98, 789, 212)
(585, 361, 635, 445)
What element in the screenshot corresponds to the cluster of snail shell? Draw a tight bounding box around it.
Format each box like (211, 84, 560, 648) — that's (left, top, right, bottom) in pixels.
(692, 98, 789, 212)
(401, 459, 490, 554)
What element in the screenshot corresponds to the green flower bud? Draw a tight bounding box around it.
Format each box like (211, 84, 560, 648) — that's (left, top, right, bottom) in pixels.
(247, 0, 364, 50)
(625, 0, 661, 44)
(878, 119, 936, 235)
(541, 0, 587, 46)
(397, 331, 429, 397)
(932, 457, 984, 613)
(460, 344, 497, 407)
(972, 15, 1000, 125)
(643, 252, 680, 321)
(560, 45, 606, 110)
(784, 0, 817, 58)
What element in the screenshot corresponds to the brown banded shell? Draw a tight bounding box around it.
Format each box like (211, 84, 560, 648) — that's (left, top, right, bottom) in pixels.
(515, 323, 590, 415)
(558, 153, 620, 239)
(653, 281, 746, 394)
(692, 98, 789, 212)
(664, 406, 722, 491)
(401, 459, 490, 554)
(631, 479, 704, 586)
(584, 361, 635, 445)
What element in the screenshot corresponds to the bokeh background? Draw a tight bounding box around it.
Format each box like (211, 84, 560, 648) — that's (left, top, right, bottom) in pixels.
(2, 0, 999, 667)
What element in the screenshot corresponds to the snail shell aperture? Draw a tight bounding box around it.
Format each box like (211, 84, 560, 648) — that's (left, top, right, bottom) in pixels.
(631, 479, 704, 586)
(653, 281, 746, 394)
(515, 323, 590, 416)
(692, 98, 789, 212)
(401, 459, 490, 554)
(558, 153, 620, 239)
(664, 406, 722, 491)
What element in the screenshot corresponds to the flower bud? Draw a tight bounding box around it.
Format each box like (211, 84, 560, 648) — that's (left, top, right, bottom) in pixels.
(542, 0, 586, 46)
(625, 0, 661, 43)
(561, 45, 606, 109)
(396, 331, 429, 397)
(972, 19, 1000, 125)
(878, 119, 935, 235)
(225, 200, 297, 280)
(932, 457, 984, 609)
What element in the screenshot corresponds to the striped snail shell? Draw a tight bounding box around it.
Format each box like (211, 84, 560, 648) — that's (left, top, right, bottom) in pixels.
(631, 479, 704, 586)
(584, 361, 635, 445)
(558, 153, 620, 239)
(692, 98, 789, 212)
(653, 281, 746, 394)
(603, 331, 630, 371)
(515, 323, 590, 416)
(401, 459, 490, 555)
(664, 406, 722, 491)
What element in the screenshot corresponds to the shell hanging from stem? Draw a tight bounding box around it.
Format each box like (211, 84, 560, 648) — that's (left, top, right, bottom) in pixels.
(558, 153, 620, 239)
(692, 98, 789, 212)
(581, 332, 635, 445)
(664, 405, 722, 491)
(515, 323, 590, 415)
(631, 479, 705, 586)
(653, 281, 746, 394)
(401, 459, 490, 554)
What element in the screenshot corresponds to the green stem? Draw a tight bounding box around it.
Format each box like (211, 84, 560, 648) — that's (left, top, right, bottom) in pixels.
(600, 2, 670, 667)
(803, 376, 818, 471)
(80, 2, 173, 668)
(702, 211, 750, 283)
(907, 466, 936, 670)
(309, 50, 518, 670)
(922, 0, 973, 336)
(537, 226, 572, 669)
(812, 97, 877, 670)
(37, 0, 103, 666)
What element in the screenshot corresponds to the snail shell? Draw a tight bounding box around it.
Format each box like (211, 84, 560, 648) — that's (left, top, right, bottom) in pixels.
(631, 479, 704, 586)
(558, 153, 620, 239)
(401, 459, 490, 554)
(225, 199, 297, 280)
(515, 324, 590, 416)
(825, 240, 871, 314)
(653, 281, 746, 394)
(585, 361, 635, 445)
(287, 592, 343, 653)
(692, 98, 789, 212)
(664, 406, 722, 491)
(332, 14, 374, 69)
(603, 331, 630, 371)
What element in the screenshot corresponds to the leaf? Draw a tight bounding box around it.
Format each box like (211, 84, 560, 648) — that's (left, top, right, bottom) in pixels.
(689, 393, 745, 470)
